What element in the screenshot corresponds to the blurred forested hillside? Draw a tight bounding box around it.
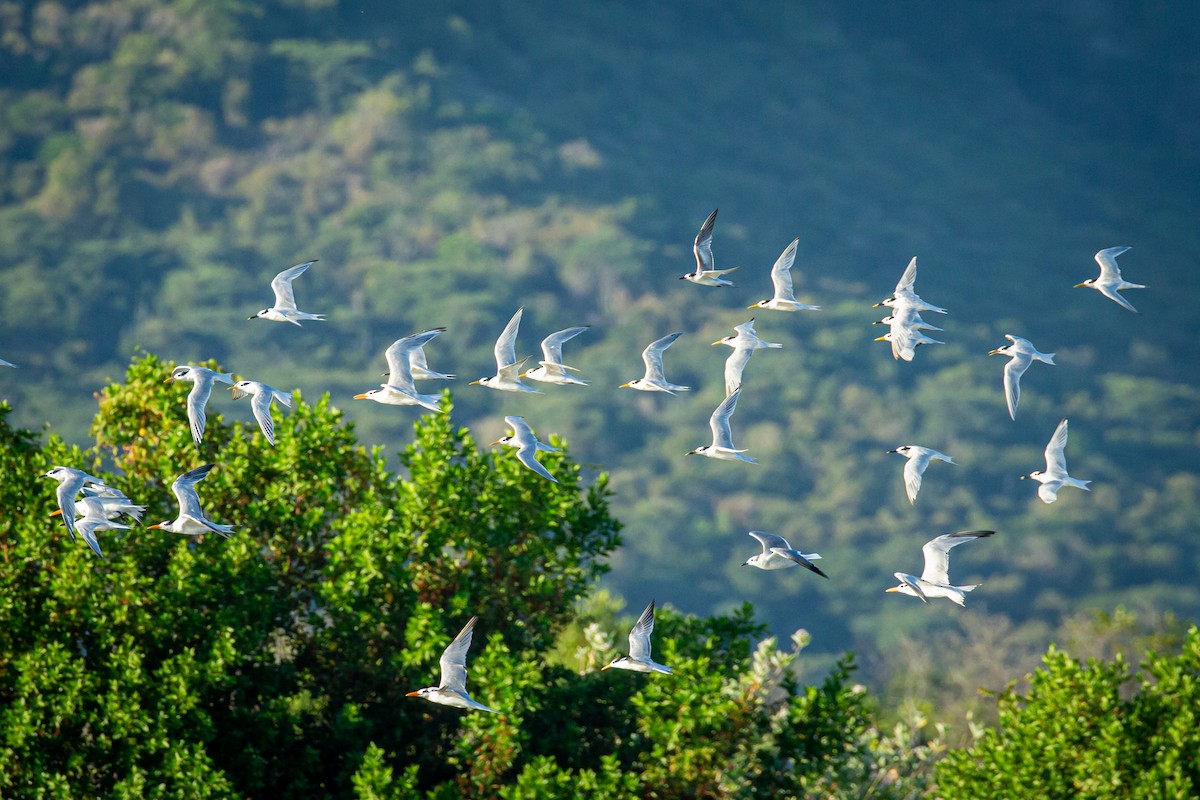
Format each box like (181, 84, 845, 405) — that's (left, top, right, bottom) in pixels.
(1, 0, 1198, 679)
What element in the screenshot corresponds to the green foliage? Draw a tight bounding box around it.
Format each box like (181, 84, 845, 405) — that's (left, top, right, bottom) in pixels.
(936, 627, 1200, 799)
(0, 354, 619, 797)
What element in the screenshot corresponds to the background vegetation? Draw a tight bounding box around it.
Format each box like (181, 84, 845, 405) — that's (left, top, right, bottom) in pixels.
(0, 2, 1197, 788)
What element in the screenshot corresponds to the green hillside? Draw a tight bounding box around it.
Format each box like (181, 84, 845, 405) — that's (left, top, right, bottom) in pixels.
(1, 0, 1197, 685)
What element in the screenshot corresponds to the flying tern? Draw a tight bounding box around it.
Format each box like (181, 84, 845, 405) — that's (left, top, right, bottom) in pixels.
(357, 329, 447, 412)
(248, 260, 326, 325)
(406, 616, 498, 712)
(1022, 418, 1091, 503)
(229, 380, 292, 445)
(522, 326, 589, 386)
(988, 335, 1055, 420)
(470, 308, 539, 393)
(1074, 246, 1144, 313)
(602, 600, 672, 674)
(687, 386, 755, 463)
(74, 512, 130, 559)
(741, 531, 827, 577)
(747, 237, 821, 311)
(491, 416, 559, 483)
(681, 208, 738, 286)
(43, 466, 106, 539)
(713, 318, 781, 395)
(165, 365, 234, 447)
(887, 530, 995, 605)
(404, 332, 455, 381)
(620, 332, 690, 394)
(146, 463, 234, 538)
(886, 445, 955, 505)
(873, 257, 948, 314)
(51, 484, 145, 527)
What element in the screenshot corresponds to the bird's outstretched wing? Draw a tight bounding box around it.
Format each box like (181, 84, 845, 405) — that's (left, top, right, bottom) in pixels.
(270, 261, 316, 310)
(438, 616, 477, 693)
(920, 530, 994, 585)
(628, 601, 656, 661)
(693, 209, 718, 271)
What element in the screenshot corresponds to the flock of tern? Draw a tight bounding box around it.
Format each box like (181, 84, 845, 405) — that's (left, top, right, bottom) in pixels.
(13, 207, 1145, 713)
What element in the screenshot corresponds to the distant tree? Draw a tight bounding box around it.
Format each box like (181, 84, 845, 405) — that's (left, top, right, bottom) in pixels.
(935, 627, 1200, 799)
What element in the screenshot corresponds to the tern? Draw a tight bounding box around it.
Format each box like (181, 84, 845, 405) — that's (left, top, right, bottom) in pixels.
(1075, 246, 1144, 313)
(491, 416, 559, 483)
(713, 319, 781, 395)
(1022, 418, 1091, 503)
(470, 308, 540, 393)
(741, 531, 828, 578)
(620, 332, 690, 394)
(165, 365, 234, 447)
(887, 530, 995, 605)
(886, 445, 955, 505)
(248, 260, 326, 325)
(874, 303, 944, 361)
(681, 208, 738, 286)
(229, 380, 292, 446)
(522, 326, 590, 386)
(872, 311, 942, 333)
(602, 600, 672, 674)
(44, 466, 106, 538)
(988, 335, 1055, 420)
(50, 485, 145, 527)
(74, 512, 130, 559)
(406, 616, 498, 712)
(747, 238, 821, 311)
(405, 334, 455, 381)
(873, 257, 948, 314)
(146, 464, 235, 538)
(687, 386, 755, 463)
(357, 329, 447, 412)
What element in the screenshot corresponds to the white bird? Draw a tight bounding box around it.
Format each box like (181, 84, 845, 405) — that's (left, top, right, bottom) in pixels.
(406, 616, 498, 713)
(491, 416, 559, 483)
(988, 335, 1055, 420)
(680, 208, 738, 286)
(229, 380, 292, 445)
(741, 531, 828, 578)
(51, 485, 145, 527)
(713, 318, 781, 395)
(873, 319, 944, 362)
(1022, 418, 1091, 503)
(887, 530, 995, 606)
(1075, 246, 1144, 313)
(602, 600, 672, 674)
(687, 386, 756, 463)
(146, 463, 235, 538)
(247, 260, 326, 325)
(165, 365, 234, 447)
(872, 311, 942, 333)
(873, 257, 948, 314)
(886, 445, 955, 505)
(356, 329, 447, 412)
(43, 466, 106, 538)
(747, 238, 821, 312)
(620, 332, 690, 394)
(470, 308, 539, 393)
(74, 512, 130, 559)
(0, 358, 14, 367)
(406, 335, 455, 381)
(522, 326, 589, 386)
